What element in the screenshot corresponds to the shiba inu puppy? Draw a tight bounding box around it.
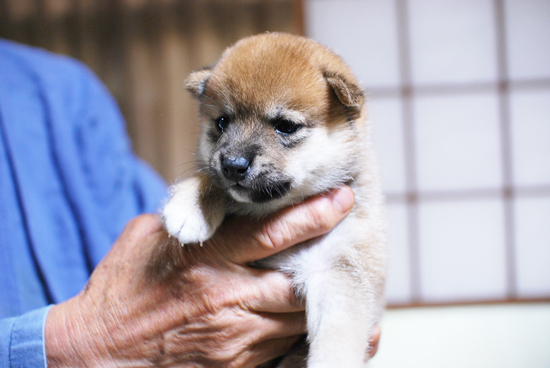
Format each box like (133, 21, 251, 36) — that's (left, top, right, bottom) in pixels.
(162, 33, 387, 367)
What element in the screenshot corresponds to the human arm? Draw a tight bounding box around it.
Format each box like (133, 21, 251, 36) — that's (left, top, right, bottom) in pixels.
(0, 39, 167, 367)
(45, 186, 359, 367)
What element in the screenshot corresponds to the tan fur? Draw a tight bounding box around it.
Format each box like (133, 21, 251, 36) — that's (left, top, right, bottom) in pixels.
(162, 33, 387, 367)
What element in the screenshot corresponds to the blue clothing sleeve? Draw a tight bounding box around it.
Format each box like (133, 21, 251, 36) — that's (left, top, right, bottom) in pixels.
(0, 39, 168, 367)
(0, 307, 51, 368)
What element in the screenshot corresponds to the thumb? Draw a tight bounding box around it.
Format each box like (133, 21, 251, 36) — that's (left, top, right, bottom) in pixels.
(211, 186, 355, 265)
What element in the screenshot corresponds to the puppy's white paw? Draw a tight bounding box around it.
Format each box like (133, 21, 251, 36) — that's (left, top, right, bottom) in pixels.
(162, 178, 220, 245)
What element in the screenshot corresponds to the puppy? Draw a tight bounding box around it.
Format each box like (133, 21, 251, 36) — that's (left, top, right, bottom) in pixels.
(163, 33, 387, 367)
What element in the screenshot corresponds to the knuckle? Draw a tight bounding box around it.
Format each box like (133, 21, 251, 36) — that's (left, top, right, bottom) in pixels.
(123, 216, 143, 233)
(125, 214, 162, 237)
(205, 328, 249, 365)
(286, 288, 304, 310)
(306, 199, 336, 233)
(133, 213, 157, 227)
(255, 218, 288, 252)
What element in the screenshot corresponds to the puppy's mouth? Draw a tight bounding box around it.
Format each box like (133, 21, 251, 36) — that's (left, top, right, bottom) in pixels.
(212, 152, 292, 203)
(228, 181, 292, 203)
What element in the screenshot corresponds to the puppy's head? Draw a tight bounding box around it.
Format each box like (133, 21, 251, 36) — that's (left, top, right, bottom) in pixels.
(186, 33, 366, 209)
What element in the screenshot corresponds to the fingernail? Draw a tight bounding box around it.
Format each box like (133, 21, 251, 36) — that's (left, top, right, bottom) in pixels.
(331, 186, 355, 214)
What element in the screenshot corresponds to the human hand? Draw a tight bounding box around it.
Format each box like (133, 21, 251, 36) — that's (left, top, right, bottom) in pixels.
(368, 324, 381, 359)
(45, 186, 363, 367)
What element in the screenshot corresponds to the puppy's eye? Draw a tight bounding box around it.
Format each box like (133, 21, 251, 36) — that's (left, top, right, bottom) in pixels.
(216, 116, 230, 133)
(273, 119, 302, 135)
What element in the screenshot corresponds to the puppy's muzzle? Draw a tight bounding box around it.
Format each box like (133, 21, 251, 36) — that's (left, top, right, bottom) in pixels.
(221, 155, 251, 182)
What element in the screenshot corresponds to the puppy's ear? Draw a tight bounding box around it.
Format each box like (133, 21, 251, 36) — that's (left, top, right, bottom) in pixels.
(323, 71, 364, 109)
(184, 67, 213, 98)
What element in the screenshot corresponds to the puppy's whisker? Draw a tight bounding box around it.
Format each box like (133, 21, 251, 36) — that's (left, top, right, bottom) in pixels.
(174, 160, 211, 179)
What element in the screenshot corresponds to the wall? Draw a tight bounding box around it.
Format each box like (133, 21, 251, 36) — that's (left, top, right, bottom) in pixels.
(306, 0, 550, 307)
(0, 0, 304, 182)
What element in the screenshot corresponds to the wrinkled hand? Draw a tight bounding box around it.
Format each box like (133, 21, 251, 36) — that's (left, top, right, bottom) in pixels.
(45, 186, 378, 367)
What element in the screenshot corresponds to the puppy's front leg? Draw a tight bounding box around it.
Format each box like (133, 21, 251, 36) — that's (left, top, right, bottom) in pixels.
(162, 175, 226, 245)
(303, 270, 376, 368)
(288, 216, 384, 368)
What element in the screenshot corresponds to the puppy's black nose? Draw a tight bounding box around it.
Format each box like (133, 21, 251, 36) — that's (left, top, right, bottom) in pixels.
(221, 155, 250, 182)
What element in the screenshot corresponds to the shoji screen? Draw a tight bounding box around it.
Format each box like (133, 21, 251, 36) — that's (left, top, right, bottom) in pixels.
(306, 0, 550, 307)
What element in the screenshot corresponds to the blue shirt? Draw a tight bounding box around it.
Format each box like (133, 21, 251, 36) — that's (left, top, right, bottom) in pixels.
(0, 39, 167, 367)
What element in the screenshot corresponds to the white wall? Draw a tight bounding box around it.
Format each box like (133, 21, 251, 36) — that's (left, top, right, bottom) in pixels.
(369, 303, 550, 368)
(306, 0, 550, 306)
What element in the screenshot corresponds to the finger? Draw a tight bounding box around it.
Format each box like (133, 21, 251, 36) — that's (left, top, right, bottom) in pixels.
(243, 335, 304, 368)
(367, 324, 382, 359)
(243, 270, 304, 313)
(254, 312, 306, 341)
(213, 186, 355, 265)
